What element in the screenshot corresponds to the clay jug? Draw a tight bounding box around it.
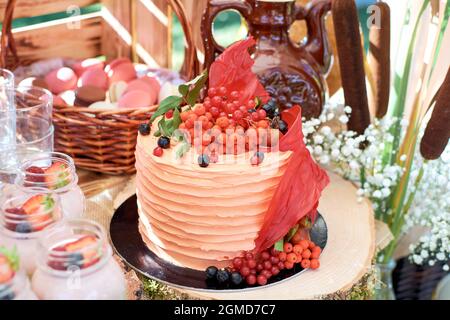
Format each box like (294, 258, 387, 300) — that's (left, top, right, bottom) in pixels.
(202, 0, 332, 119)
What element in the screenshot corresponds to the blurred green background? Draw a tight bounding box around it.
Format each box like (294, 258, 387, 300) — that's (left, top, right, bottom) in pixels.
(4, 0, 375, 71)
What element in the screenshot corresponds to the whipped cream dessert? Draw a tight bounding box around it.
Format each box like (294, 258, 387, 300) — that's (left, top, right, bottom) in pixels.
(14, 152, 85, 219)
(0, 246, 37, 300)
(0, 194, 62, 275)
(31, 219, 126, 300)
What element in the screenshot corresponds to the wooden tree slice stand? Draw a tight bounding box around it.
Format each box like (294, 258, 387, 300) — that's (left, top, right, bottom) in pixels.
(178, 171, 376, 300)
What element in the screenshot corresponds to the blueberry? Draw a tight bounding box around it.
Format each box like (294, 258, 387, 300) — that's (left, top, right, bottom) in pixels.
(216, 269, 230, 284)
(198, 154, 210, 168)
(262, 104, 275, 116)
(248, 108, 257, 114)
(255, 151, 265, 162)
(205, 266, 218, 280)
(67, 253, 84, 268)
(138, 123, 151, 136)
(15, 222, 32, 234)
(230, 272, 243, 286)
(0, 289, 15, 300)
(278, 120, 288, 134)
(268, 99, 277, 108)
(157, 136, 170, 149)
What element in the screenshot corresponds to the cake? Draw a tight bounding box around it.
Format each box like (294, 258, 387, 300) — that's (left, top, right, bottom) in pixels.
(135, 37, 329, 275)
(136, 127, 293, 270)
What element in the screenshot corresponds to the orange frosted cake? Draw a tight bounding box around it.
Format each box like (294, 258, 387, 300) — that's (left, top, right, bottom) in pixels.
(135, 122, 293, 270)
(134, 38, 329, 287)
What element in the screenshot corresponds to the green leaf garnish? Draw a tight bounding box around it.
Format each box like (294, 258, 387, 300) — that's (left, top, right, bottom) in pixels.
(255, 97, 262, 108)
(0, 246, 20, 272)
(151, 70, 208, 138)
(286, 224, 299, 242)
(150, 95, 182, 123)
(186, 70, 208, 106)
(274, 238, 284, 252)
(172, 107, 181, 130)
(43, 195, 55, 211)
(178, 70, 208, 106)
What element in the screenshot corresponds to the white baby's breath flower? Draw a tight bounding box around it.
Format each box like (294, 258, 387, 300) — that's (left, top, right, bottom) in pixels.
(338, 115, 349, 124)
(320, 126, 331, 135)
(436, 252, 446, 261)
(349, 160, 359, 170)
(373, 190, 382, 199)
(314, 146, 323, 156)
(413, 255, 423, 265)
(319, 155, 330, 165)
(313, 135, 324, 145)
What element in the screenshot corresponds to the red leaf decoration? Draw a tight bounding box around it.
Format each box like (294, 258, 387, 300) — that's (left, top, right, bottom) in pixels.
(254, 106, 330, 252)
(209, 37, 270, 104)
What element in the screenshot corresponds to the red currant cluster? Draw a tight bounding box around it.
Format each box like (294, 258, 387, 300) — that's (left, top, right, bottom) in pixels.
(176, 87, 281, 161)
(229, 239, 321, 287)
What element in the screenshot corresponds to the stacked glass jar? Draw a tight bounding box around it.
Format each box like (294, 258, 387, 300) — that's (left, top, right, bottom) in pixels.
(32, 220, 126, 300)
(14, 152, 85, 219)
(0, 193, 63, 275)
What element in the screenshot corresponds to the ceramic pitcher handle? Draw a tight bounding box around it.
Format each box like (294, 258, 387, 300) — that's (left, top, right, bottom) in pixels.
(201, 0, 252, 70)
(297, 0, 332, 75)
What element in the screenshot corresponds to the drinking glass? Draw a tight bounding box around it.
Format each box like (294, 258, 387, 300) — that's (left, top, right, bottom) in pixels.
(0, 69, 16, 183)
(0, 86, 53, 184)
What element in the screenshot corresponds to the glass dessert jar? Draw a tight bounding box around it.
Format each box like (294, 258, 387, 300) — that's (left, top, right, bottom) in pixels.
(0, 193, 62, 275)
(0, 269, 38, 300)
(31, 219, 127, 300)
(1, 245, 37, 300)
(14, 152, 85, 219)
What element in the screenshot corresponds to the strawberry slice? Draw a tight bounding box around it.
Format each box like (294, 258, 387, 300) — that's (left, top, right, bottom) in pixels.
(44, 161, 70, 190)
(0, 256, 14, 284)
(64, 236, 100, 269)
(21, 194, 54, 215)
(64, 235, 97, 252)
(0, 247, 19, 284)
(20, 195, 55, 232)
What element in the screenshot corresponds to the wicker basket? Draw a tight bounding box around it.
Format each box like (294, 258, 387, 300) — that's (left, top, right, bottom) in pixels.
(0, 0, 200, 174)
(393, 258, 449, 300)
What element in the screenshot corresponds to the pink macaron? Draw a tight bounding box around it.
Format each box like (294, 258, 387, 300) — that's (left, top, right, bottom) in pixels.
(78, 68, 109, 90)
(45, 67, 78, 95)
(124, 78, 158, 105)
(141, 75, 161, 94)
(72, 58, 104, 77)
(118, 90, 155, 109)
(105, 58, 136, 83)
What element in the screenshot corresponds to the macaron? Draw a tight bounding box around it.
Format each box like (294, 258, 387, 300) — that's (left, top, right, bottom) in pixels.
(89, 101, 118, 110)
(45, 67, 78, 95)
(18, 77, 49, 90)
(159, 81, 181, 103)
(75, 85, 106, 107)
(105, 58, 136, 83)
(78, 68, 109, 90)
(118, 90, 154, 109)
(53, 95, 66, 106)
(57, 90, 76, 106)
(141, 75, 161, 94)
(72, 58, 105, 77)
(109, 81, 128, 103)
(125, 77, 159, 102)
